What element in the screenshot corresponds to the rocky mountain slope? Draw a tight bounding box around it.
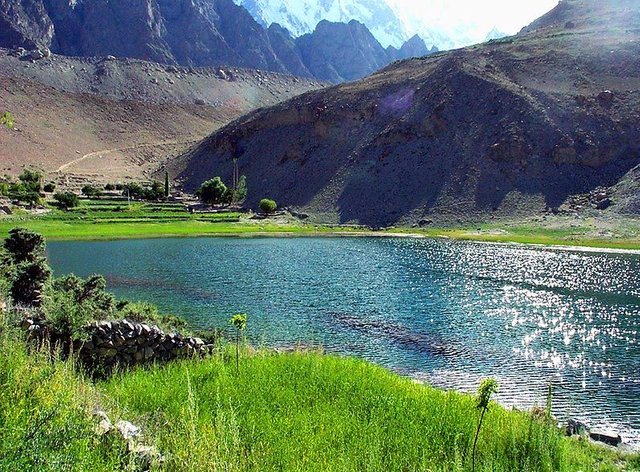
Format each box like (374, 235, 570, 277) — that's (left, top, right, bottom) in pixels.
(177, 0, 640, 226)
(0, 48, 322, 183)
(0, 0, 435, 83)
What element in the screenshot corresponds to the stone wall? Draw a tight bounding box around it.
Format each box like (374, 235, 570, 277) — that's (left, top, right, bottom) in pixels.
(25, 318, 210, 369)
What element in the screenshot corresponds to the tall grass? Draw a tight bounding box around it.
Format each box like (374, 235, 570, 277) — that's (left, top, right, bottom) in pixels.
(102, 349, 632, 472)
(0, 311, 125, 471)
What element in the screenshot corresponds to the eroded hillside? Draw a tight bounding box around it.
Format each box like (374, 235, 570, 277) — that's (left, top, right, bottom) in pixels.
(0, 49, 323, 185)
(179, 0, 640, 225)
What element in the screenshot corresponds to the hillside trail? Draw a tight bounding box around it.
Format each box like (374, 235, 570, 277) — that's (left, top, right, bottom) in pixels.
(55, 139, 198, 173)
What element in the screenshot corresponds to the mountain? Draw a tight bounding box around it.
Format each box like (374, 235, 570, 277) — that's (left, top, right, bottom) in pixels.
(0, 0, 434, 83)
(296, 20, 436, 83)
(177, 0, 640, 226)
(234, 0, 410, 48)
(484, 28, 507, 42)
(0, 47, 322, 183)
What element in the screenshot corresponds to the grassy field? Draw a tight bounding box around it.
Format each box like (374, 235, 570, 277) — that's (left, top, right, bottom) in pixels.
(1, 199, 639, 249)
(101, 349, 637, 471)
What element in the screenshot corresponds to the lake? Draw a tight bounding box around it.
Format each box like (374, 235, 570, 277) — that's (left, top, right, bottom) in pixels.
(47, 236, 640, 447)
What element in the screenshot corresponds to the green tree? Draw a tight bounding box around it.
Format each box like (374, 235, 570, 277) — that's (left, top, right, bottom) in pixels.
(259, 198, 277, 214)
(54, 192, 80, 210)
(472, 378, 499, 472)
(81, 185, 102, 198)
(1, 111, 14, 130)
(229, 313, 247, 374)
(198, 177, 228, 205)
(43, 182, 56, 193)
(164, 171, 170, 198)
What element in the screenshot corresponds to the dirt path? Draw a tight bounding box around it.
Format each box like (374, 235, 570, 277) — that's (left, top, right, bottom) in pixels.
(55, 140, 198, 173)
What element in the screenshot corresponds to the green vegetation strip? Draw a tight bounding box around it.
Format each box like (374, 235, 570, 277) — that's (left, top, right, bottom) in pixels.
(1, 199, 639, 248)
(101, 350, 636, 471)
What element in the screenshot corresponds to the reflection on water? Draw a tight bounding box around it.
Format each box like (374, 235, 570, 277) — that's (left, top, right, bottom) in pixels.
(47, 237, 640, 448)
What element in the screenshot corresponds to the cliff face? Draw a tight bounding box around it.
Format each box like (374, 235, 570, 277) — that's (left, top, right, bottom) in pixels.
(178, 0, 640, 226)
(0, 0, 54, 50)
(0, 0, 434, 82)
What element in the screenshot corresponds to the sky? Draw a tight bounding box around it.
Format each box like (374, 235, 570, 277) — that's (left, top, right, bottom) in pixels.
(387, 0, 560, 47)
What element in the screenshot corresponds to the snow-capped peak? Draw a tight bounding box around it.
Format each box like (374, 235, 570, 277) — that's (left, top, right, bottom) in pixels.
(234, 0, 413, 48)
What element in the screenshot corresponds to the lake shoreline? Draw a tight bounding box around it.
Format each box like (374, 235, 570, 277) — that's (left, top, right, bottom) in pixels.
(37, 227, 640, 255)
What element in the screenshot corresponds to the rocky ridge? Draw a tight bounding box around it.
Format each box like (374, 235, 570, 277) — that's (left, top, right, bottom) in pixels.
(0, 0, 436, 83)
(177, 0, 640, 226)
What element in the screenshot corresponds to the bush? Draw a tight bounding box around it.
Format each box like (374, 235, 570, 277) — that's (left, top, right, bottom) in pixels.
(3, 228, 50, 307)
(197, 177, 228, 205)
(104, 183, 115, 191)
(259, 198, 277, 214)
(81, 184, 102, 197)
(117, 301, 187, 333)
(53, 192, 80, 209)
(43, 182, 56, 193)
(122, 182, 163, 201)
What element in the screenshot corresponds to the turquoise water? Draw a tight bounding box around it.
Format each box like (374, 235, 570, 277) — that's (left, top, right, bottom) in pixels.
(47, 237, 640, 447)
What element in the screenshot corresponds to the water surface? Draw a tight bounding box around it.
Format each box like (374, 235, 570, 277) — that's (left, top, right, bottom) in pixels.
(47, 237, 640, 447)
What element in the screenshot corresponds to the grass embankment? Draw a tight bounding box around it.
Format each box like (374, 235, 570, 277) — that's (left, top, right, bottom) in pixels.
(402, 219, 640, 251)
(0, 199, 354, 241)
(103, 350, 636, 471)
(1, 323, 638, 470)
(1, 199, 639, 248)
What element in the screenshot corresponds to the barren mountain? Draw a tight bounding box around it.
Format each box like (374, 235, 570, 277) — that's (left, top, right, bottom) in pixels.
(178, 0, 640, 226)
(0, 48, 323, 184)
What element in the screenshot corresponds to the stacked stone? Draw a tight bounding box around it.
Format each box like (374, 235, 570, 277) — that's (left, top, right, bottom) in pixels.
(80, 319, 208, 368)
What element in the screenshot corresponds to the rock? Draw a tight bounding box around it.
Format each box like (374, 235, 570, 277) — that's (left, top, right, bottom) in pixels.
(194, 98, 206, 106)
(595, 198, 612, 210)
(597, 90, 614, 106)
(96, 418, 113, 436)
(0, 205, 12, 215)
(129, 444, 164, 469)
(29, 49, 45, 61)
(566, 418, 589, 436)
(116, 420, 141, 441)
(143, 347, 154, 360)
(418, 219, 433, 227)
(589, 429, 622, 447)
(104, 55, 117, 61)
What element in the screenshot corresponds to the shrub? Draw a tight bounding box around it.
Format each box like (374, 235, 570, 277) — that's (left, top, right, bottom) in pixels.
(259, 198, 277, 214)
(3, 228, 46, 263)
(104, 183, 115, 191)
(117, 301, 187, 333)
(53, 192, 80, 209)
(198, 177, 228, 205)
(1, 111, 14, 129)
(81, 184, 102, 197)
(3, 228, 50, 307)
(43, 182, 56, 193)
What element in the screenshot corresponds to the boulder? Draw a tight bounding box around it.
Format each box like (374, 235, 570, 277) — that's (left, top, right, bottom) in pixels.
(589, 429, 622, 447)
(566, 418, 589, 436)
(116, 420, 141, 441)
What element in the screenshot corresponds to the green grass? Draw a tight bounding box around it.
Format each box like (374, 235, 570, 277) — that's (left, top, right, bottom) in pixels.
(391, 220, 640, 251)
(0, 319, 126, 471)
(1, 199, 639, 249)
(102, 349, 638, 472)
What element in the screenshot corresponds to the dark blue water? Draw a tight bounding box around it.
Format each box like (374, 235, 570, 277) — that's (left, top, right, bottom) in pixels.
(47, 237, 640, 447)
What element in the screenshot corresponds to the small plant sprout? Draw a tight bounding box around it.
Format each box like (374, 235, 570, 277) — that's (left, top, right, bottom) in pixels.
(1, 111, 14, 130)
(472, 377, 498, 472)
(229, 313, 247, 373)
